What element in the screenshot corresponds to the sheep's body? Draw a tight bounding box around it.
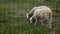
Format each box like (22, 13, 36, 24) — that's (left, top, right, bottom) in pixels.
(30, 6, 52, 29)
(26, 6, 48, 20)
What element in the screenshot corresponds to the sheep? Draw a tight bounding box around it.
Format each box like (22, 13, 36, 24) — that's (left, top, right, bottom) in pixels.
(29, 6, 52, 29)
(26, 6, 48, 20)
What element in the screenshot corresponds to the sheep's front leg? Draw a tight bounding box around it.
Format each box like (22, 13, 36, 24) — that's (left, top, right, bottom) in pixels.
(34, 18, 37, 26)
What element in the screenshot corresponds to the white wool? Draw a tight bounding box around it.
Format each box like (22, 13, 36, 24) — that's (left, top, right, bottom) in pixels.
(29, 6, 52, 29)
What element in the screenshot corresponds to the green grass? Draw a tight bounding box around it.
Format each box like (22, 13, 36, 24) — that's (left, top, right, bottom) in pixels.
(0, 0, 60, 34)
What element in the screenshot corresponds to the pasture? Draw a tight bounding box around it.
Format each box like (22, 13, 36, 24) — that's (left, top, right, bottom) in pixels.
(0, 0, 60, 34)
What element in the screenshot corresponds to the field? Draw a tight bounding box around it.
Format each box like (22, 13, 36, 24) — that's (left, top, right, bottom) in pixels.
(0, 0, 60, 34)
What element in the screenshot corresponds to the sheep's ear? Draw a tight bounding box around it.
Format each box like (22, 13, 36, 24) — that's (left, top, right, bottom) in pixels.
(26, 9, 29, 12)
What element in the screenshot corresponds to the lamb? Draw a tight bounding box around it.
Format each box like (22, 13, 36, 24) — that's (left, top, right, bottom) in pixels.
(29, 6, 52, 29)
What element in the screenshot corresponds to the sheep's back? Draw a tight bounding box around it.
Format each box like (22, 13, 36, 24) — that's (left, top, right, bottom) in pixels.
(33, 7, 52, 18)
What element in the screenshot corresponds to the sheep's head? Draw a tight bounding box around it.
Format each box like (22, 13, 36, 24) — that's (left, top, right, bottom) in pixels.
(26, 13, 32, 20)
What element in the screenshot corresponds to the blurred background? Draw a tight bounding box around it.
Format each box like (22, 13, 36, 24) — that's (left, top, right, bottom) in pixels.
(0, 0, 60, 34)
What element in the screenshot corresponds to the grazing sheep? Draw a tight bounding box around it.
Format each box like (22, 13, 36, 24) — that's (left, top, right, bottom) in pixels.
(29, 6, 52, 29)
(26, 6, 47, 20)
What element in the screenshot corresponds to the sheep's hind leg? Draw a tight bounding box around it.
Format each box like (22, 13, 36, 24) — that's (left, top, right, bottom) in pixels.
(41, 20, 43, 27)
(46, 19, 52, 29)
(48, 19, 52, 29)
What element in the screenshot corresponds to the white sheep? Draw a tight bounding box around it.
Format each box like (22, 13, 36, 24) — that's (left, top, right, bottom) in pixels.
(26, 6, 47, 20)
(29, 6, 52, 29)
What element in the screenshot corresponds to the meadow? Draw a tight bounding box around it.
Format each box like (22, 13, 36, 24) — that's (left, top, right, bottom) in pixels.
(0, 0, 60, 34)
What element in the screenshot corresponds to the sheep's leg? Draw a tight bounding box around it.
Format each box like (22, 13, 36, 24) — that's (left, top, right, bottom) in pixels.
(48, 13, 52, 29)
(49, 18, 52, 29)
(47, 21, 51, 29)
(41, 19, 43, 27)
(45, 18, 50, 28)
(46, 19, 52, 29)
(34, 18, 37, 26)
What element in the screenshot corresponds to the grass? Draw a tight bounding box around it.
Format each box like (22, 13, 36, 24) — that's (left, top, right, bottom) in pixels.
(0, 0, 60, 34)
